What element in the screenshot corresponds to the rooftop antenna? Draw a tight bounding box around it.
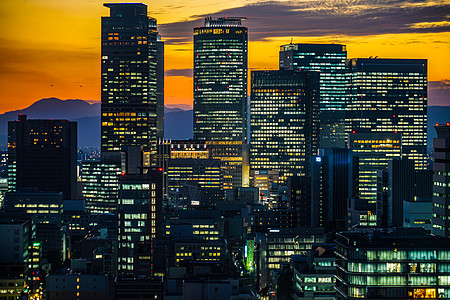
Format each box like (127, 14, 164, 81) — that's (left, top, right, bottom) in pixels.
(290, 37, 293, 44)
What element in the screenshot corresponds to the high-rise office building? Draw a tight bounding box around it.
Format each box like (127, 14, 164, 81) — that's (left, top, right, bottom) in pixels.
(346, 58, 427, 169)
(8, 115, 77, 200)
(167, 158, 223, 207)
(193, 17, 248, 142)
(156, 39, 164, 139)
(101, 3, 163, 154)
(117, 170, 162, 275)
(207, 141, 249, 190)
(81, 160, 121, 214)
(432, 124, 450, 237)
(250, 70, 320, 180)
(349, 132, 402, 205)
(280, 43, 347, 148)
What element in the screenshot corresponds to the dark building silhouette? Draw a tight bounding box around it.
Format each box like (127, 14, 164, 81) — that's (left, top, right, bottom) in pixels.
(377, 159, 434, 229)
(156, 39, 164, 139)
(432, 123, 450, 237)
(8, 115, 77, 200)
(250, 70, 320, 180)
(280, 43, 347, 148)
(314, 148, 357, 231)
(287, 176, 312, 227)
(101, 3, 163, 154)
(193, 17, 248, 142)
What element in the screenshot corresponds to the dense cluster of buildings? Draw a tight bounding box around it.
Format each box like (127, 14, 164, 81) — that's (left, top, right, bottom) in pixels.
(0, 3, 449, 300)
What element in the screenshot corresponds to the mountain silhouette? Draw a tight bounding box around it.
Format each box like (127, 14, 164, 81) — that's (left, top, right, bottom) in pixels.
(0, 98, 446, 151)
(0, 98, 193, 148)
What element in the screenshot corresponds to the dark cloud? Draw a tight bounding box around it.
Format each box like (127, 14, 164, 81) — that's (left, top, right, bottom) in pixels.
(159, 0, 450, 42)
(165, 68, 193, 77)
(429, 80, 450, 106)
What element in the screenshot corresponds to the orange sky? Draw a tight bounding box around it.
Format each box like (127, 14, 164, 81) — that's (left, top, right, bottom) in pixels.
(0, 0, 449, 113)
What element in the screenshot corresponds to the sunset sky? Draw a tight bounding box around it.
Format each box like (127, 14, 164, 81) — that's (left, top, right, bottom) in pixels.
(0, 0, 449, 113)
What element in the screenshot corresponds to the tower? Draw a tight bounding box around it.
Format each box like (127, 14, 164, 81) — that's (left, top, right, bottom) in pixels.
(193, 17, 248, 142)
(250, 70, 320, 180)
(101, 3, 163, 154)
(280, 43, 347, 148)
(346, 58, 427, 169)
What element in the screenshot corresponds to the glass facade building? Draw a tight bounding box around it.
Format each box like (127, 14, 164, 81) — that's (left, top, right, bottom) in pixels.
(101, 3, 163, 154)
(250, 70, 320, 180)
(349, 132, 402, 206)
(193, 17, 248, 142)
(81, 160, 121, 214)
(336, 228, 450, 299)
(280, 43, 347, 148)
(346, 58, 427, 170)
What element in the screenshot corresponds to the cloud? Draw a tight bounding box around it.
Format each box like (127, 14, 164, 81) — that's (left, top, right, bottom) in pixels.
(158, 0, 450, 42)
(165, 68, 193, 77)
(429, 80, 450, 106)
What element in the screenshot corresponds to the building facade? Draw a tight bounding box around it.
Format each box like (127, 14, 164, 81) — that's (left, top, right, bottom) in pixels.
(250, 70, 320, 180)
(346, 58, 427, 170)
(101, 3, 163, 154)
(81, 160, 121, 214)
(8, 115, 77, 200)
(117, 170, 162, 275)
(336, 228, 450, 299)
(280, 43, 347, 148)
(193, 17, 248, 142)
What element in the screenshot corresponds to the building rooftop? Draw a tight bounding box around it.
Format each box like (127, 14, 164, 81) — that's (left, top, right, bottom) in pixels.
(336, 227, 450, 249)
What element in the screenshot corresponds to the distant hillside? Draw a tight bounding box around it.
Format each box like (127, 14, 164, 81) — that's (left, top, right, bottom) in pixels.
(164, 107, 193, 140)
(0, 98, 100, 149)
(0, 98, 446, 150)
(0, 98, 193, 148)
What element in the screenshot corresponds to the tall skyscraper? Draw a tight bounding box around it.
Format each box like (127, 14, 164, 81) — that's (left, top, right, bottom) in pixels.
(193, 17, 248, 142)
(8, 115, 77, 200)
(346, 58, 427, 169)
(280, 43, 347, 148)
(432, 124, 450, 237)
(156, 39, 164, 139)
(250, 70, 320, 180)
(101, 3, 163, 154)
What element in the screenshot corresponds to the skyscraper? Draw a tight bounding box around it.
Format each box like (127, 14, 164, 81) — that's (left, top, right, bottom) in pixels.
(280, 43, 347, 148)
(101, 3, 163, 154)
(193, 17, 248, 142)
(250, 70, 320, 180)
(432, 124, 450, 237)
(8, 115, 77, 200)
(346, 58, 427, 169)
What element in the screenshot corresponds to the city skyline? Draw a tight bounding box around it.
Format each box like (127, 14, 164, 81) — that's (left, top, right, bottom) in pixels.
(0, 0, 449, 113)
